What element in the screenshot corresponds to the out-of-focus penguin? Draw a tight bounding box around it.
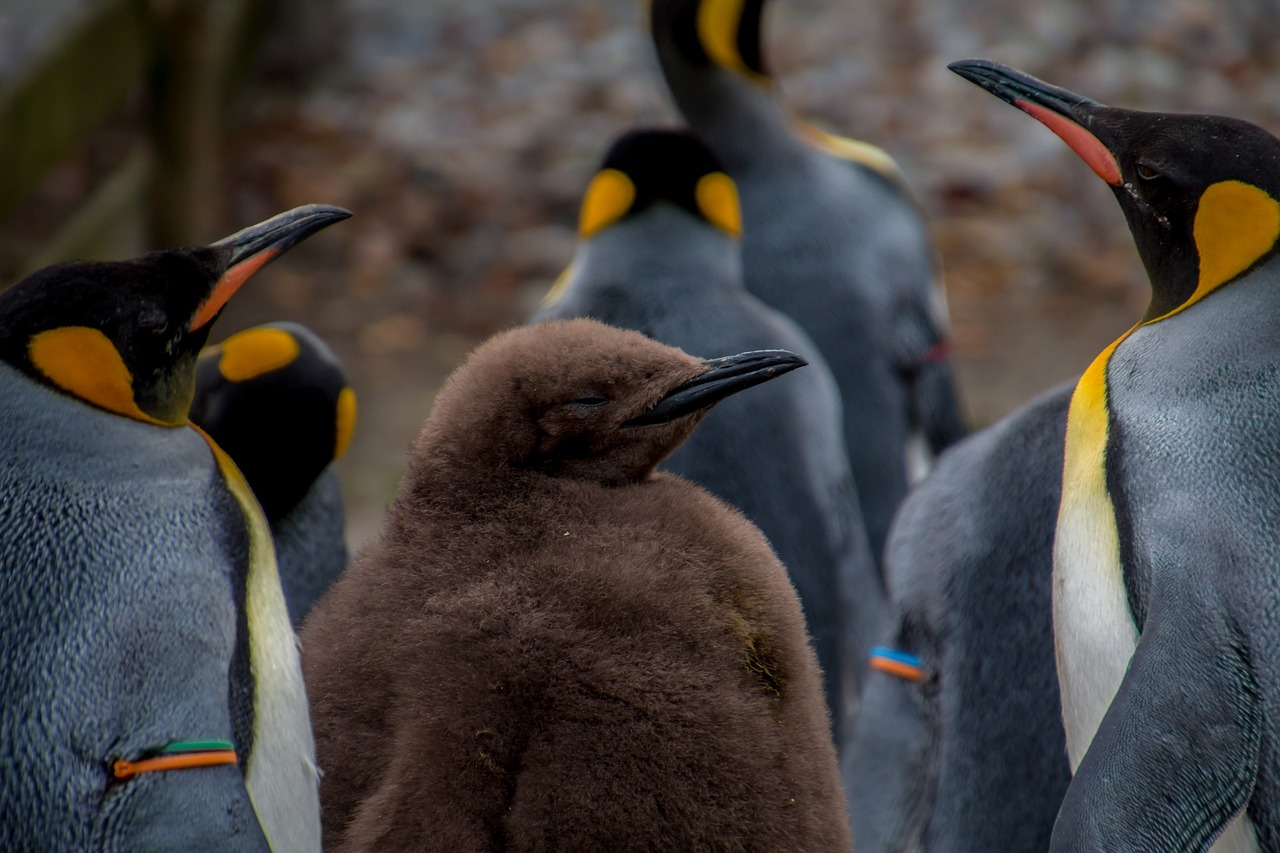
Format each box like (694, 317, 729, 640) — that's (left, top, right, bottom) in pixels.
(846, 381, 1074, 852)
(302, 319, 853, 852)
(650, 0, 967, 565)
(534, 128, 881, 755)
(192, 321, 357, 625)
(953, 58, 1280, 851)
(0, 205, 348, 851)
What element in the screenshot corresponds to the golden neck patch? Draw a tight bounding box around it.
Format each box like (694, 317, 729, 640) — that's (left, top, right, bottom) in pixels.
(695, 171, 742, 236)
(696, 0, 769, 84)
(579, 169, 636, 238)
(28, 326, 172, 425)
(218, 327, 301, 383)
(335, 386, 357, 460)
(542, 260, 577, 307)
(795, 121, 909, 188)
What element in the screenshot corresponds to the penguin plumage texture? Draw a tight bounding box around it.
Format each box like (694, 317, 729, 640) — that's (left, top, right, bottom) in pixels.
(952, 58, 1280, 851)
(534, 128, 881, 763)
(846, 381, 1074, 853)
(301, 318, 852, 852)
(0, 205, 348, 852)
(191, 321, 356, 625)
(650, 0, 967, 565)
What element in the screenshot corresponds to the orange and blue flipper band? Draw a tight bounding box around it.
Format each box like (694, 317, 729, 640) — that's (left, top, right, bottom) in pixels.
(112, 739, 238, 780)
(869, 647, 926, 682)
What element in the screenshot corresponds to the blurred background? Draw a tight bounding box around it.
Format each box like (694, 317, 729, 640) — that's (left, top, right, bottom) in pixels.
(3, 0, 1279, 549)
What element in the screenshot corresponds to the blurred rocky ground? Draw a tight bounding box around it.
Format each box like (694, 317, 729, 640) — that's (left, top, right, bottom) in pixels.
(6, 0, 1280, 549)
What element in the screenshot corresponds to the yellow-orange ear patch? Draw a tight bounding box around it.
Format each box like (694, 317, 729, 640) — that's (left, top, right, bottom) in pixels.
(335, 386, 357, 460)
(28, 326, 169, 425)
(218, 327, 301, 383)
(579, 169, 636, 238)
(696, 0, 769, 84)
(695, 171, 742, 236)
(1193, 180, 1280, 296)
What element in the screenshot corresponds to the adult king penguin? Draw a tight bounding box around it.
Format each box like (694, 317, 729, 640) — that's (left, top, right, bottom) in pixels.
(952, 58, 1280, 851)
(302, 319, 853, 852)
(0, 205, 348, 852)
(191, 321, 357, 626)
(846, 381, 1074, 852)
(650, 0, 967, 565)
(534, 128, 881, 758)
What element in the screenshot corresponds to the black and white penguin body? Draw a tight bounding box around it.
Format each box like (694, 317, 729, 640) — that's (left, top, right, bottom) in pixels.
(192, 321, 356, 625)
(0, 205, 348, 851)
(953, 58, 1280, 851)
(650, 0, 967, 564)
(846, 381, 1074, 852)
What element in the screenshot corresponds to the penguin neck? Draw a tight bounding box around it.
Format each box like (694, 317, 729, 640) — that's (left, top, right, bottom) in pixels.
(658, 55, 808, 172)
(577, 207, 743, 299)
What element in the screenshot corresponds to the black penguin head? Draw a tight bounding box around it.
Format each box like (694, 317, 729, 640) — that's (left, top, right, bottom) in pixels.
(0, 205, 350, 424)
(190, 322, 356, 521)
(417, 318, 804, 487)
(950, 59, 1280, 322)
(650, 0, 771, 82)
(577, 128, 743, 240)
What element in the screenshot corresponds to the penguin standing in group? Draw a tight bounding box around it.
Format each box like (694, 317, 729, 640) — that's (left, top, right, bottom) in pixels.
(301, 318, 853, 852)
(0, 205, 348, 851)
(533, 128, 881, 757)
(191, 321, 357, 626)
(650, 0, 967, 565)
(952, 59, 1280, 850)
(845, 381, 1074, 852)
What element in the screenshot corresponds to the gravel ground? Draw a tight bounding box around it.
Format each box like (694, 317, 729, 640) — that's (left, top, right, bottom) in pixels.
(10, 0, 1280, 549)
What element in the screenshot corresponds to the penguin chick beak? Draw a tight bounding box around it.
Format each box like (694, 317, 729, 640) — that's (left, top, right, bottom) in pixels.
(189, 204, 352, 332)
(948, 59, 1122, 186)
(625, 349, 806, 427)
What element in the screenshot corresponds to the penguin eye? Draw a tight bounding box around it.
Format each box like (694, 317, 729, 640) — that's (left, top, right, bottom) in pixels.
(570, 395, 610, 409)
(1135, 163, 1162, 181)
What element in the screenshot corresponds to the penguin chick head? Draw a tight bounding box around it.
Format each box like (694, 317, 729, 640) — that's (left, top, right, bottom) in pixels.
(191, 322, 356, 521)
(578, 128, 742, 239)
(651, 0, 772, 83)
(950, 59, 1280, 322)
(416, 318, 805, 487)
(0, 205, 349, 424)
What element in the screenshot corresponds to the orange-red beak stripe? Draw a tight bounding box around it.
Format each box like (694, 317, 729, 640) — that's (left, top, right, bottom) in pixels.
(188, 247, 281, 332)
(1016, 99, 1122, 186)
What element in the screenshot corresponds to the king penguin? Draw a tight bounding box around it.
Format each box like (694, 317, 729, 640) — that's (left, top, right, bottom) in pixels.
(845, 381, 1074, 852)
(650, 0, 967, 565)
(0, 205, 348, 852)
(191, 321, 357, 626)
(533, 128, 882, 759)
(301, 318, 853, 852)
(952, 58, 1280, 851)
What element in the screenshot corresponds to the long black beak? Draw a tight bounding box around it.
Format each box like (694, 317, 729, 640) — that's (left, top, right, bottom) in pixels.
(625, 349, 807, 427)
(190, 204, 352, 331)
(948, 59, 1122, 186)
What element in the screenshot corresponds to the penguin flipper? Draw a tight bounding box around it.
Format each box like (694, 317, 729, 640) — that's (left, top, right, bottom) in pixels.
(844, 613, 932, 852)
(1051, 593, 1261, 851)
(92, 766, 270, 852)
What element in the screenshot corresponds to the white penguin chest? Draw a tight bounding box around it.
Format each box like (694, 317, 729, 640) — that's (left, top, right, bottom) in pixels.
(1054, 359, 1257, 852)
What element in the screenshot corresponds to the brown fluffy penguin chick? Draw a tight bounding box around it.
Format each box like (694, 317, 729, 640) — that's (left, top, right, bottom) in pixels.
(301, 318, 852, 852)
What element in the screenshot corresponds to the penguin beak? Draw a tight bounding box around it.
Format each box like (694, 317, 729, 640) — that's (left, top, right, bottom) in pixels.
(948, 59, 1123, 186)
(625, 349, 807, 426)
(189, 204, 352, 332)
